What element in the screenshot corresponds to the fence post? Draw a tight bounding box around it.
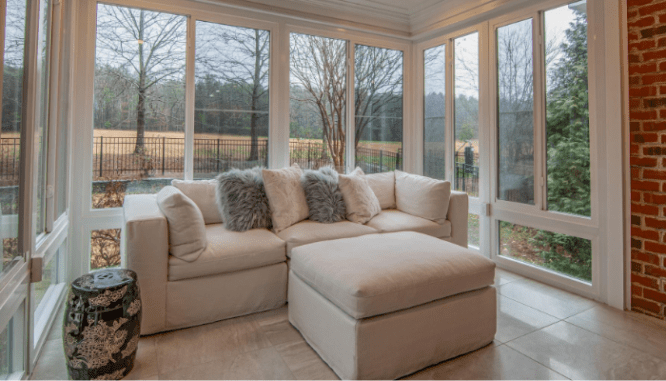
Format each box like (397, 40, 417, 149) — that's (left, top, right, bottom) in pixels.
(216, 139, 220, 173)
(265, 139, 269, 167)
(379, 150, 383, 172)
(162, 137, 166, 175)
(308, 142, 311, 169)
(396, 150, 401, 171)
(99, 136, 103, 177)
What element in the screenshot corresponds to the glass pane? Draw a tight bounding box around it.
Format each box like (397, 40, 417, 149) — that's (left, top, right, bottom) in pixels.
(497, 19, 534, 204)
(1, 0, 27, 277)
(453, 33, 479, 197)
(545, 1, 590, 217)
(93, 5, 187, 208)
(355, 44, 403, 174)
(34, 0, 51, 236)
(289, 33, 346, 172)
(90, 229, 121, 270)
(424, 44, 446, 180)
(194, 22, 269, 178)
(499, 221, 592, 281)
(468, 213, 480, 248)
(0, 306, 25, 379)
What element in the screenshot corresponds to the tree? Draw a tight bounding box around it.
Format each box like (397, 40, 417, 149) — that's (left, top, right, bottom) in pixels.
(195, 23, 269, 161)
(2, 0, 27, 137)
(95, 5, 186, 153)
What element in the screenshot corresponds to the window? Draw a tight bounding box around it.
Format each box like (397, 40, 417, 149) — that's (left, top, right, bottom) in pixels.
(423, 44, 446, 180)
(90, 229, 120, 270)
(0, 305, 24, 379)
(92, 4, 187, 208)
(354, 44, 403, 174)
(497, 19, 534, 205)
(1, 0, 27, 276)
(289, 33, 347, 172)
(194, 22, 269, 178)
(545, 1, 590, 217)
(34, 0, 51, 235)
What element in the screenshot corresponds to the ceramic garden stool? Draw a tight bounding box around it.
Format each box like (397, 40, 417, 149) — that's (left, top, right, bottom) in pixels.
(63, 269, 142, 380)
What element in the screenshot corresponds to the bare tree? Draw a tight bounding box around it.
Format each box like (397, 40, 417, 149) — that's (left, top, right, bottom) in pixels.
(196, 23, 269, 161)
(290, 34, 347, 169)
(95, 4, 186, 153)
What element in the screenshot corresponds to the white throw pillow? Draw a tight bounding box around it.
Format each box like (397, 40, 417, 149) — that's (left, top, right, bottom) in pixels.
(395, 171, 451, 224)
(365, 171, 396, 209)
(171, 179, 222, 225)
(262, 164, 310, 233)
(156, 186, 207, 262)
(338, 167, 382, 224)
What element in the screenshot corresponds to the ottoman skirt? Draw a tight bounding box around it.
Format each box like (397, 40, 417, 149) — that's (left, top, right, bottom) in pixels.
(288, 271, 497, 380)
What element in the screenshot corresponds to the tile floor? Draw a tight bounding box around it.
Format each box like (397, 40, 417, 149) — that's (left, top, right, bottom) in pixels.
(31, 268, 666, 380)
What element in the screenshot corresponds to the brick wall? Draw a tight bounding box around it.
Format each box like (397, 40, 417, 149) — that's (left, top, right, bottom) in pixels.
(628, 0, 666, 320)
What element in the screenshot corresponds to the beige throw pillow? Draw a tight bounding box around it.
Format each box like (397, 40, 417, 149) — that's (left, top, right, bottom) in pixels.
(171, 179, 222, 225)
(365, 171, 396, 209)
(395, 171, 451, 224)
(262, 164, 309, 233)
(338, 167, 382, 224)
(156, 186, 207, 262)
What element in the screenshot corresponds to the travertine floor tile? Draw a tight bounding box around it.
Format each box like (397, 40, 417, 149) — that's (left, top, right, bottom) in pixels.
(494, 268, 525, 286)
(275, 340, 338, 380)
(499, 279, 596, 319)
(496, 295, 560, 343)
(30, 339, 68, 380)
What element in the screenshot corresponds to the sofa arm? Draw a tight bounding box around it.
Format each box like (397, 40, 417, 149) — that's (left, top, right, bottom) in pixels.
(447, 191, 469, 248)
(122, 194, 169, 335)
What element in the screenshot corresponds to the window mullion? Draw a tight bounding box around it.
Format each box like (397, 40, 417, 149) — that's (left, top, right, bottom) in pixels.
(533, 12, 547, 211)
(45, 1, 61, 233)
(446, 40, 454, 183)
(346, 40, 354, 174)
(184, 16, 195, 180)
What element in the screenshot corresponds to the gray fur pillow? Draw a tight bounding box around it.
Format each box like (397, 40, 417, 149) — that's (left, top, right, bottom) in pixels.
(215, 167, 272, 232)
(301, 166, 346, 223)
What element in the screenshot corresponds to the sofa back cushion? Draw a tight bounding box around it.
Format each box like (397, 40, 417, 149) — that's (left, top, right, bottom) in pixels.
(301, 166, 347, 223)
(156, 186, 207, 262)
(262, 163, 310, 233)
(365, 171, 396, 209)
(395, 171, 451, 224)
(215, 167, 272, 232)
(171, 179, 222, 225)
(338, 167, 382, 224)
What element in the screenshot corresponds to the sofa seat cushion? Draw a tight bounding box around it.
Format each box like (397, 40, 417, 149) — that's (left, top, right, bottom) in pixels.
(367, 210, 451, 238)
(290, 232, 495, 319)
(277, 220, 378, 257)
(168, 224, 286, 281)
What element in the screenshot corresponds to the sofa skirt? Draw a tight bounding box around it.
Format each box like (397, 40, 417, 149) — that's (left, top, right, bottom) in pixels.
(288, 271, 496, 380)
(165, 263, 287, 331)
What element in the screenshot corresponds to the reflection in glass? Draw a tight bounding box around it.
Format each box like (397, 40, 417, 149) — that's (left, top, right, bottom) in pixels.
(499, 221, 591, 281)
(90, 229, 121, 270)
(497, 19, 534, 204)
(545, 1, 591, 217)
(453, 33, 479, 196)
(424, 44, 446, 180)
(195, 22, 270, 178)
(290, 33, 346, 172)
(92, 4, 187, 208)
(355, 44, 403, 174)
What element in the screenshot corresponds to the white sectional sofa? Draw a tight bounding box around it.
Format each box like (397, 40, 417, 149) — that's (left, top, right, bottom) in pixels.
(122, 171, 469, 336)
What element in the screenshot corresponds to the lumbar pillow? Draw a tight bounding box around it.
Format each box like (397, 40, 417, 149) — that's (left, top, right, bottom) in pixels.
(395, 170, 451, 224)
(365, 171, 396, 209)
(301, 166, 346, 223)
(156, 186, 207, 262)
(171, 179, 222, 225)
(215, 167, 272, 232)
(262, 163, 309, 233)
(338, 167, 382, 224)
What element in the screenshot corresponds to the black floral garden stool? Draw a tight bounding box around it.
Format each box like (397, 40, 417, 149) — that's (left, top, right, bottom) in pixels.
(63, 269, 142, 380)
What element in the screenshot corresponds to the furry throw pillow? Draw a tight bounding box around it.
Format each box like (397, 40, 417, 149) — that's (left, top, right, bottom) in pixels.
(301, 166, 347, 223)
(215, 167, 272, 232)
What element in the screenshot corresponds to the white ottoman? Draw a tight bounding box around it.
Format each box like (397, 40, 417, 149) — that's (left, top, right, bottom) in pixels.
(288, 231, 496, 380)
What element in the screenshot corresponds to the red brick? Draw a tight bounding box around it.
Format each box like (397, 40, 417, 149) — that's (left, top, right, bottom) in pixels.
(663, 135, 666, 143)
(633, 191, 642, 202)
(640, 2, 666, 16)
(644, 97, 666, 107)
(631, 39, 657, 51)
(632, 180, 661, 192)
(631, 110, 658, 120)
(632, 98, 643, 108)
(642, 122, 666, 131)
(660, 37, 666, 47)
(643, 288, 666, 303)
(633, 239, 643, 249)
(631, 63, 657, 76)
(641, 25, 666, 39)
(644, 169, 666, 180)
(633, 214, 643, 226)
(633, 132, 659, 143)
(633, 297, 662, 313)
(642, 73, 666, 84)
(629, 34, 640, 42)
(644, 146, 665, 155)
(633, 250, 661, 265)
(664, 257, 666, 267)
(633, 273, 661, 290)
(632, 260, 644, 273)
(644, 193, 666, 204)
(632, 284, 644, 297)
(646, 217, 666, 230)
(630, 16, 656, 28)
(632, 167, 642, 179)
(645, 264, 666, 278)
(630, 0, 654, 6)
(660, 109, 666, 118)
(632, 144, 640, 154)
(631, 157, 658, 167)
(663, 182, 666, 192)
(631, 86, 658, 97)
(631, 122, 641, 131)
(632, 226, 660, 240)
(631, 76, 641, 85)
(646, 241, 666, 254)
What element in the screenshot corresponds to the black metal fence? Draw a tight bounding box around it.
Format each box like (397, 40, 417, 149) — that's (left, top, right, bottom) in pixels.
(289, 140, 401, 173)
(0, 138, 20, 183)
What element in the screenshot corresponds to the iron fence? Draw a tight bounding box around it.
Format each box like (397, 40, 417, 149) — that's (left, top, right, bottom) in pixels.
(0, 138, 20, 183)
